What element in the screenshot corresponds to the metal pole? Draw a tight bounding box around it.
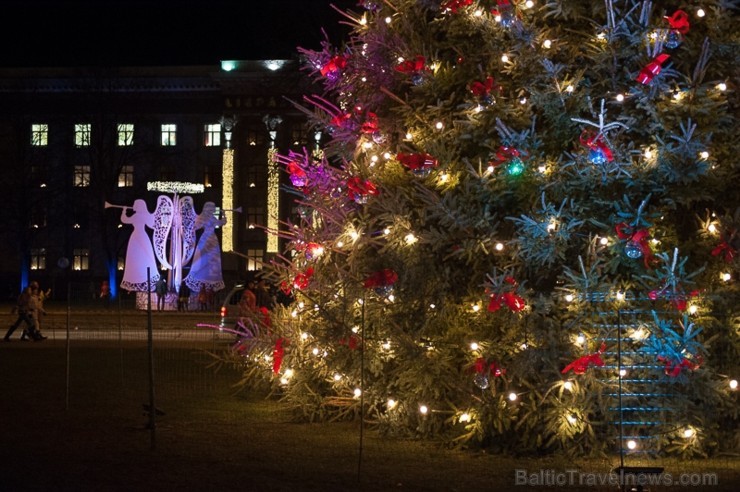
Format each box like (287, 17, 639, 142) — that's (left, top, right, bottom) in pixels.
(357, 291, 365, 483)
(147, 267, 156, 449)
(65, 281, 71, 411)
(617, 309, 624, 471)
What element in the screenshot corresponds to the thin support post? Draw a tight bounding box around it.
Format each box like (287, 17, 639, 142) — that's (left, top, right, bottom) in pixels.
(65, 281, 71, 411)
(357, 292, 366, 484)
(147, 268, 156, 450)
(617, 309, 624, 470)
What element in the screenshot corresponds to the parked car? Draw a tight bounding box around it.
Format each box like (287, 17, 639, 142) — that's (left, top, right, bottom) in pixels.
(219, 282, 246, 330)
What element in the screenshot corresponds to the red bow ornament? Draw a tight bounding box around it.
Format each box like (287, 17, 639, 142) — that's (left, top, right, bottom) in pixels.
(287, 160, 308, 188)
(346, 176, 379, 204)
(472, 357, 506, 377)
(320, 55, 347, 79)
(636, 53, 670, 85)
(363, 268, 398, 289)
(272, 337, 287, 374)
(470, 76, 500, 103)
(487, 276, 526, 313)
(665, 10, 690, 34)
(442, 0, 473, 13)
(395, 55, 427, 74)
(657, 354, 701, 377)
(711, 238, 737, 263)
(396, 152, 439, 176)
(579, 130, 614, 164)
(490, 146, 528, 168)
(562, 343, 607, 375)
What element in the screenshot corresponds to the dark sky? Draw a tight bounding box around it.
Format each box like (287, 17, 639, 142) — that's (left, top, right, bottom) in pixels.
(0, 0, 357, 67)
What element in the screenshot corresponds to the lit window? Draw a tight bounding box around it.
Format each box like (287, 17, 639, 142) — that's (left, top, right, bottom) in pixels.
(117, 123, 134, 146)
(30, 206, 47, 228)
(247, 206, 265, 229)
(247, 127, 265, 146)
(118, 165, 134, 187)
(291, 125, 309, 147)
(204, 123, 221, 147)
(73, 165, 91, 187)
(247, 249, 264, 271)
(73, 248, 90, 271)
(161, 124, 177, 146)
(117, 257, 125, 271)
(75, 123, 91, 147)
(30, 248, 47, 270)
(203, 165, 217, 188)
(31, 124, 48, 146)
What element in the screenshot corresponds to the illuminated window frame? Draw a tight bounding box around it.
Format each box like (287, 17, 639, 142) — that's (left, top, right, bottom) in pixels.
(118, 165, 134, 187)
(31, 124, 48, 146)
(73, 248, 90, 271)
(247, 249, 264, 271)
(73, 165, 91, 187)
(161, 124, 177, 146)
(117, 123, 134, 146)
(30, 248, 47, 270)
(74, 123, 91, 147)
(204, 123, 221, 147)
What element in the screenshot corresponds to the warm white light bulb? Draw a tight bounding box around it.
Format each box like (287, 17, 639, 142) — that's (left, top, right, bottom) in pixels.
(717, 82, 727, 91)
(470, 342, 479, 351)
(495, 242, 504, 251)
(333, 373, 342, 381)
(472, 304, 481, 312)
(501, 54, 509, 63)
(435, 121, 444, 130)
(697, 9, 705, 17)
(565, 294, 575, 303)
(627, 439, 637, 450)
(543, 39, 552, 49)
(730, 379, 738, 390)
(616, 93, 625, 102)
(419, 405, 429, 415)
(566, 414, 577, 424)
(688, 305, 698, 315)
(387, 398, 397, 409)
(508, 392, 518, 402)
(599, 237, 609, 246)
(565, 85, 574, 93)
(354, 388, 362, 398)
(576, 334, 585, 345)
(683, 428, 695, 438)
(700, 151, 710, 160)
(721, 272, 731, 282)
(619, 369, 628, 377)
(459, 412, 471, 423)
(563, 381, 573, 391)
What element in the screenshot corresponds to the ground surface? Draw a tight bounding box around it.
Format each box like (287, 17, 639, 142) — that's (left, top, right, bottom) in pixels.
(1, 306, 738, 491)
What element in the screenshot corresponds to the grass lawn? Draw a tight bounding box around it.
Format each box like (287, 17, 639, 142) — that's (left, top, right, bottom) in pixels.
(1, 339, 737, 491)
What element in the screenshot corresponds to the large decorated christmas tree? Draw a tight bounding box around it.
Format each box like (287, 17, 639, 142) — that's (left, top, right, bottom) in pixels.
(229, 0, 738, 457)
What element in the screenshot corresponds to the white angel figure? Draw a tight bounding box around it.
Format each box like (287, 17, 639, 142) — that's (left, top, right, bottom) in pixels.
(120, 199, 162, 292)
(184, 202, 226, 292)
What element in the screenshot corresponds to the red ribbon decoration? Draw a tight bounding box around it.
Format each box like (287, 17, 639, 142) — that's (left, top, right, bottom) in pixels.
(272, 337, 286, 374)
(395, 55, 426, 74)
(320, 55, 347, 78)
(711, 240, 737, 263)
(649, 286, 699, 311)
(636, 53, 670, 84)
(346, 176, 379, 200)
(615, 222, 655, 268)
(442, 0, 473, 13)
(293, 267, 314, 290)
(561, 343, 607, 375)
(487, 276, 526, 312)
(287, 160, 307, 185)
(579, 130, 614, 162)
(330, 112, 353, 129)
(470, 76, 500, 98)
(396, 152, 438, 171)
(361, 112, 379, 134)
(665, 10, 690, 34)
(472, 357, 506, 377)
(363, 268, 398, 289)
(339, 334, 360, 350)
(657, 354, 701, 377)
(490, 146, 528, 167)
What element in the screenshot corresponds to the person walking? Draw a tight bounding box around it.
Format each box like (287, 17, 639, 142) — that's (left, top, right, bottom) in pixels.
(155, 277, 167, 311)
(177, 281, 190, 312)
(5, 286, 34, 341)
(27, 282, 48, 341)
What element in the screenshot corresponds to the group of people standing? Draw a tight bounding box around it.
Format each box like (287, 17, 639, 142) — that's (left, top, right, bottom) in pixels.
(4, 281, 49, 342)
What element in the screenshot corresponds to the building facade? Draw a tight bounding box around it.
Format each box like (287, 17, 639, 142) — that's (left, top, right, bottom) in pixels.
(0, 61, 317, 301)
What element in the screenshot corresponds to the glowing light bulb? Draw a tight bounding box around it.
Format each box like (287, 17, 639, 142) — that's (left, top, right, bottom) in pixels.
(599, 237, 609, 246)
(384, 16, 392, 24)
(383, 227, 391, 235)
(312, 347, 320, 356)
(717, 83, 727, 91)
(439, 172, 450, 183)
(700, 151, 710, 160)
(708, 223, 717, 233)
(696, 9, 705, 17)
(688, 305, 698, 315)
(405, 132, 413, 140)
(381, 340, 391, 350)
(721, 272, 731, 282)
(566, 414, 577, 424)
(387, 399, 397, 409)
(563, 381, 573, 391)
(542, 39, 552, 49)
(683, 428, 695, 438)
(729, 379, 738, 390)
(419, 405, 429, 415)
(495, 242, 504, 251)
(619, 369, 628, 377)
(459, 412, 471, 423)
(626, 439, 637, 450)
(472, 304, 480, 312)
(525, 0, 534, 8)
(508, 392, 518, 402)
(537, 164, 547, 173)
(644, 148, 653, 159)
(404, 233, 418, 244)
(429, 303, 436, 309)
(519, 97, 527, 104)
(501, 54, 509, 63)
(470, 342, 479, 351)
(300, 332, 309, 341)
(333, 373, 342, 381)
(565, 85, 574, 93)
(354, 388, 362, 398)
(616, 93, 625, 102)
(575, 334, 585, 345)
(616, 292, 625, 302)
(565, 294, 575, 303)
(435, 121, 444, 130)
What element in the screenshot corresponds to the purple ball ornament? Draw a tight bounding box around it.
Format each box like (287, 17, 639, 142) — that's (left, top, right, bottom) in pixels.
(290, 174, 307, 187)
(360, 0, 381, 11)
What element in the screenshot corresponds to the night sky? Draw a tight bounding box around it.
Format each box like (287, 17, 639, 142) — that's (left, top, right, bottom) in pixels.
(0, 0, 358, 67)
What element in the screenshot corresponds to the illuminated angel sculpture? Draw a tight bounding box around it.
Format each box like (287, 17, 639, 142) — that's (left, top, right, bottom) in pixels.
(120, 199, 162, 291)
(184, 201, 226, 292)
